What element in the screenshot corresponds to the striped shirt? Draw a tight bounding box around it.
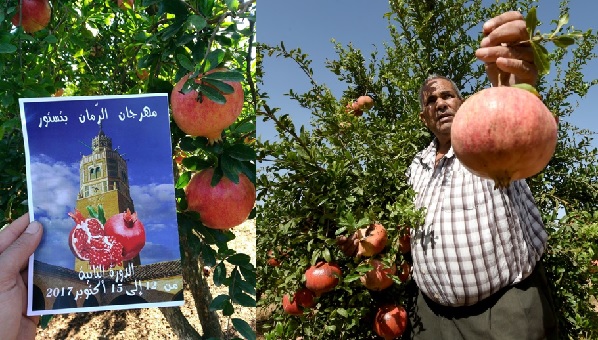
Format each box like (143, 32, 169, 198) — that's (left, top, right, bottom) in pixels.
(407, 139, 548, 307)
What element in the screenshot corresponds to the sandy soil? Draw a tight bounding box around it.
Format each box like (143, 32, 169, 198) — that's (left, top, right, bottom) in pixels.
(35, 219, 256, 340)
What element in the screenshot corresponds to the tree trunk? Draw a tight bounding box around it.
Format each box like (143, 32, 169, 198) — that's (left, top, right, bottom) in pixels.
(159, 306, 202, 339)
(182, 245, 224, 339)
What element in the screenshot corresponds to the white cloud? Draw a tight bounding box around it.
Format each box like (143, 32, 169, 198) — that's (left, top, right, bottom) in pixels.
(30, 155, 80, 219)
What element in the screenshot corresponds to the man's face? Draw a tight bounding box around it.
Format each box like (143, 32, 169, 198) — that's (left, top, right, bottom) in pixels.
(419, 78, 462, 139)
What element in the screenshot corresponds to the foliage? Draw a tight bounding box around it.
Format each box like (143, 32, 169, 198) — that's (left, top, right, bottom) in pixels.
(0, 0, 256, 338)
(256, 0, 597, 339)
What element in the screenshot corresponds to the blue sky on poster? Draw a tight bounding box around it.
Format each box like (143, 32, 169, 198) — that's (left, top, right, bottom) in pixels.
(258, 0, 598, 150)
(21, 95, 180, 269)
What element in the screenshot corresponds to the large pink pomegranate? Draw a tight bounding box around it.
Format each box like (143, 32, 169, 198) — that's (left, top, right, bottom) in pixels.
(304, 261, 342, 297)
(451, 87, 557, 188)
(171, 68, 244, 143)
(185, 167, 256, 230)
(68, 209, 124, 268)
(360, 259, 397, 291)
(104, 208, 146, 261)
(12, 0, 51, 33)
(356, 223, 388, 257)
(373, 304, 408, 340)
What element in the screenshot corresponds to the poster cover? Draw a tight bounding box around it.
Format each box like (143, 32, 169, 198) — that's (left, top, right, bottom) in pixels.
(20, 94, 184, 315)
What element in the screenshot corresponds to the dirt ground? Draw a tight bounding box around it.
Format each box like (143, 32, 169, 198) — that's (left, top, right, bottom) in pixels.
(35, 219, 256, 340)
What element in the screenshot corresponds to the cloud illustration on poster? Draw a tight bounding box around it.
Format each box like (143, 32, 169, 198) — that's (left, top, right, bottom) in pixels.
(29, 155, 80, 220)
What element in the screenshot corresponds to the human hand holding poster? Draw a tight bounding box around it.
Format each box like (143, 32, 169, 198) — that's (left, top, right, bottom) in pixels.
(19, 93, 184, 315)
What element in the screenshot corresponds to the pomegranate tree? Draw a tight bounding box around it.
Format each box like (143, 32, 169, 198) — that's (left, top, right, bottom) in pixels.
(68, 209, 124, 268)
(171, 68, 244, 143)
(373, 304, 408, 340)
(356, 223, 388, 257)
(451, 86, 557, 188)
(304, 261, 342, 296)
(185, 167, 256, 229)
(104, 208, 146, 261)
(12, 0, 52, 33)
(360, 259, 396, 291)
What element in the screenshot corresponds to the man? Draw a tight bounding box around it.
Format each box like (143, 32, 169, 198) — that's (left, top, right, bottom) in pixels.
(338, 11, 557, 339)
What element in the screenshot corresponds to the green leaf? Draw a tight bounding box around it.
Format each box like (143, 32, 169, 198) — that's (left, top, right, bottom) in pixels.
(553, 35, 576, 48)
(511, 83, 540, 98)
(181, 156, 212, 171)
(199, 83, 226, 104)
(209, 294, 230, 311)
(175, 171, 192, 189)
(44, 35, 58, 44)
(0, 43, 16, 54)
(220, 155, 242, 184)
(225, 0, 239, 11)
(203, 49, 225, 72)
(202, 78, 234, 94)
(225, 144, 256, 161)
(322, 247, 331, 262)
(213, 262, 226, 286)
(226, 253, 251, 266)
(176, 54, 195, 72)
(203, 70, 244, 82)
(525, 7, 539, 39)
(232, 318, 256, 340)
(530, 42, 550, 76)
(200, 243, 217, 267)
(187, 15, 207, 31)
(233, 292, 256, 307)
(222, 301, 235, 316)
(554, 13, 569, 35)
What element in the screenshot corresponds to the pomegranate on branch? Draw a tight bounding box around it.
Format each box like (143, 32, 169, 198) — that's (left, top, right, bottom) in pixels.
(360, 258, 396, 291)
(304, 261, 341, 297)
(373, 304, 408, 340)
(356, 223, 388, 258)
(185, 167, 256, 230)
(171, 68, 244, 144)
(12, 0, 52, 33)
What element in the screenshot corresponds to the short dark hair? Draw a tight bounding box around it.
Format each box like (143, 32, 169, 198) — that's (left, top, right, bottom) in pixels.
(418, 74, 462, 109)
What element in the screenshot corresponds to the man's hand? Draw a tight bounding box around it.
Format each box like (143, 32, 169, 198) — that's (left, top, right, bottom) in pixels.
(475, 11, 538, 87)
(0, 213, 43, 340)
(336, 232, 359, 257)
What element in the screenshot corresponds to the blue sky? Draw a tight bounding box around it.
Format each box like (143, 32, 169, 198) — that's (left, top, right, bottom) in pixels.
(21, 94, 180, 269)
(258, 0, 598, 150)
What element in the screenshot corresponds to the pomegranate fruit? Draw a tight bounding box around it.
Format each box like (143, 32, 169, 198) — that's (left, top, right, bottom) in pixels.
(171, 68, 244, 143)
(104, 208, 146, 261)
(398, 262, 410, 282)
(304, 261, 342, 296)
(451, 87, 557, 188)
(356, 95, 374, 110)
(293, 287, 316, 308)
(360, 259, 396, 291)
(373, 304, 408, 340)
(398, 228, 411, 254)
(345, 101, 363, 117)
(185, 167, 256, 230)
(68, 209, 124, 268)
(11, 0, 51, 33)
(356, 223, 388, 257)
(282, 294, 304, 315)
(117, 0, 134, 9)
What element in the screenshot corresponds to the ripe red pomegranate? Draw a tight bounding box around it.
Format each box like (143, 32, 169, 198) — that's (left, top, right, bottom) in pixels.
(360, 259, 397, 291)
(304, 261, 342, 296)
(11, 0, 51, 33)
(117, 0, 134, 9)
(185, 167, 256, 230)
(373, 304, 408, 340)
(293, 287, 316, 308)
(398, 228, 411, 254)
(356, 95, 374, 110)
(282, 294, 304, 315)
(356, 223, 388, 257)
(68, 209, 124, 268)
(171, 68, 244, 143)
(452, 87, 557, 188)
(104, 209, 146, 261)
(398, 262, 410, 282)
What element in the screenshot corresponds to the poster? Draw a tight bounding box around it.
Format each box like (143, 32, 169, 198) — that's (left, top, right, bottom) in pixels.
(20, 94, 184, 315)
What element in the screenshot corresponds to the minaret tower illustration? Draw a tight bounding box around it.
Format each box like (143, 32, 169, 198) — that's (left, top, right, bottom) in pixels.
(75, 124, 140, 270)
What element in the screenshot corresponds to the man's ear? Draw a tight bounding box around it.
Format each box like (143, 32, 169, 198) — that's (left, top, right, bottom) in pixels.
(418, 111, 425, 125)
